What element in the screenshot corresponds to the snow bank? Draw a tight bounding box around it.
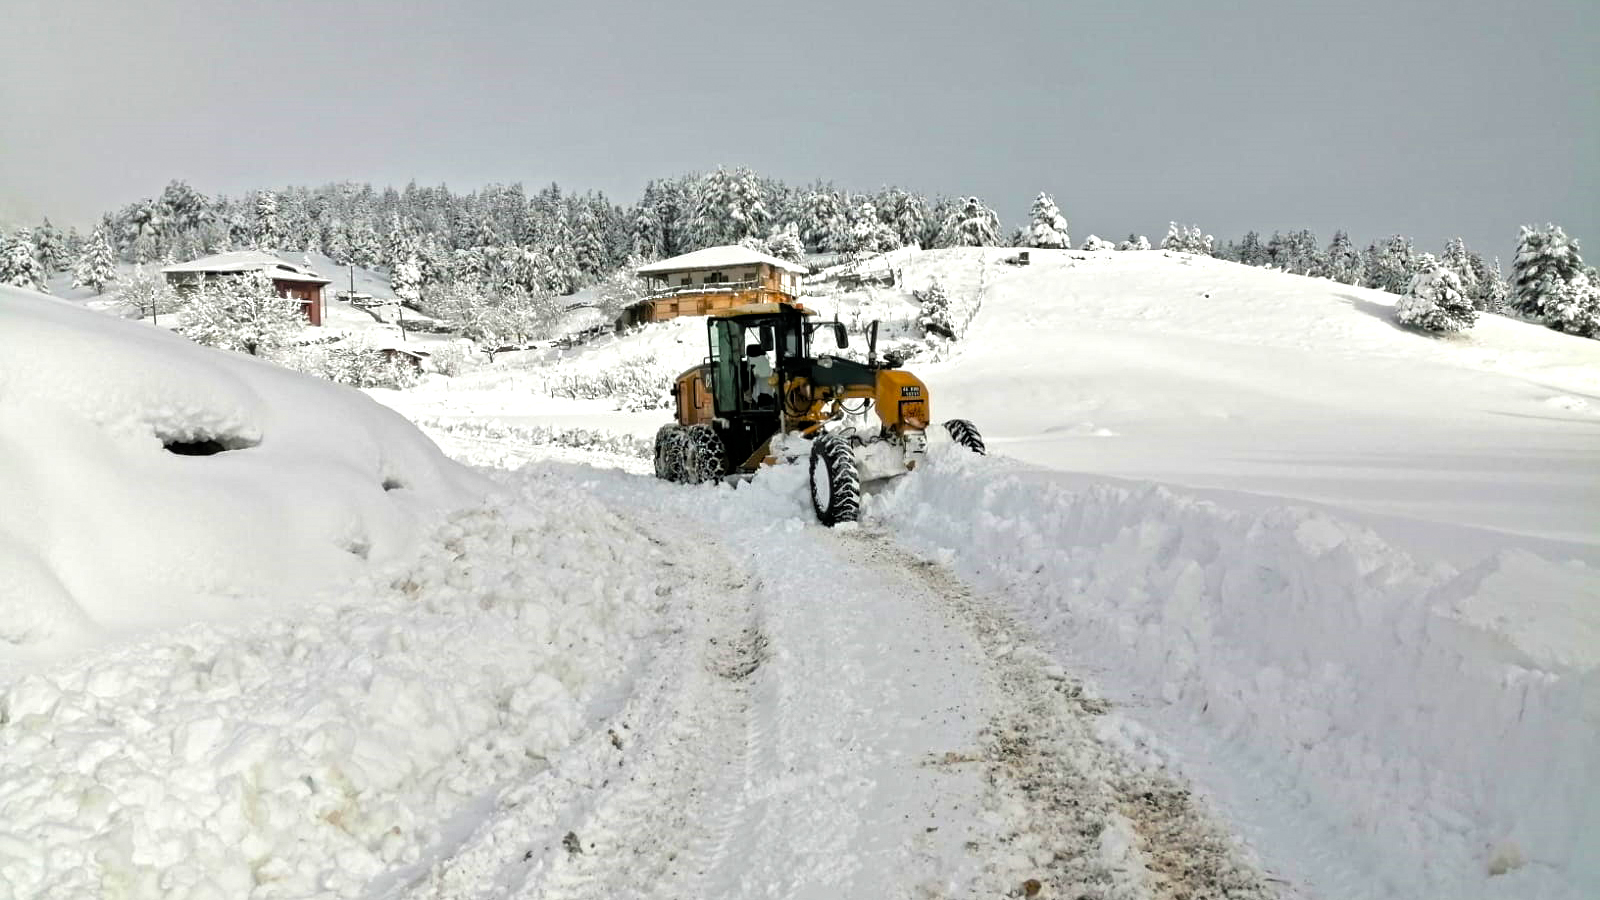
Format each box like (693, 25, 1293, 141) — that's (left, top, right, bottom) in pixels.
(0, 474, 658, 899)
(875, 446, 1599, 900)
(0, 286, 483, 660)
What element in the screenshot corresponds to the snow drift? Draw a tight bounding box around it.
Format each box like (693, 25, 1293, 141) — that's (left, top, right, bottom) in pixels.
(0, 285, 484, 660)
(875, 446, 1599, 900)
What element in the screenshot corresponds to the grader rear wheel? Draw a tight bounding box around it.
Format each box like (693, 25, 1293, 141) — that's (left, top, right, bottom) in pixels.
(809, 433, 861, 526)
(943, 419, 986, 455)
(654, 425, 690, 482)
(683, 424, 726, 485)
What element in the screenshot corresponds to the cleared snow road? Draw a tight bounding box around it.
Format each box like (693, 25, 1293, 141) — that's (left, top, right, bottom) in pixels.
(394, 457, 1282, 900)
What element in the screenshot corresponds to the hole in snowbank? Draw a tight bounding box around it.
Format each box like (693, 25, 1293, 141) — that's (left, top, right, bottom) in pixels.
(382, 477, 406, 492)
(156, 427, 260, 456)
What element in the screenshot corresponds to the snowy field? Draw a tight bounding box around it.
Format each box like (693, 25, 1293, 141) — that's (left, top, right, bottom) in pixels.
(2, 248, 1597, 900)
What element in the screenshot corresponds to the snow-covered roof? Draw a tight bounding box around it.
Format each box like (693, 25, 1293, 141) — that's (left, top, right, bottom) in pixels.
(161, 250, 333, 284)
(635, 245, 809, 276)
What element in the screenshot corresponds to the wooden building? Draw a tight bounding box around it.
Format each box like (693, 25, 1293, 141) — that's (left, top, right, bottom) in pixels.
(619, 245, 809, 329)
(162, 251, 334, 326)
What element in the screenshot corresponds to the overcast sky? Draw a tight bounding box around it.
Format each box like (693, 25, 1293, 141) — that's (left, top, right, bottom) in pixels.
(2, 0, 1595, 260)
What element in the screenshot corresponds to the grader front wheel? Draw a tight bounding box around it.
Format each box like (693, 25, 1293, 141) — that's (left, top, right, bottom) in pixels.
(943, 419, 986, 455)
(683, 424, 726, 485)
(654, 425, 689, 482)
(809, 434, 861, 526)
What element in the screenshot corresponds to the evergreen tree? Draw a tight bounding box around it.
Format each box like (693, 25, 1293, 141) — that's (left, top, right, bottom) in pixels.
(177, 272, 305, 356)
(1021, 192, 1070, 249)
(799, 189, 844, 252)
(1441, 237, 1479, 298)
(1364, 235, 1417, 294)
(0, 229, 48, 292)
(253, 190, 282, 249)
(935, 196, 1001, 248)
(1544, 272, 1600, 337)
(1511, 224, 1583, 318)
(695, 166, 769, 246)
(1480, 258, 1511, 314)
(764, 222, 806, 263)
(1116, 234, 1151, 251)
(73, 226, 119, 293)
(1324, 231, 1361, 284)
(1397, 256, 1476, 333)
(32, 219, 69, 274)
(391, 254, 423, 305)
(1235, 231, 1267, 267)
(1161, 223, 1213, 255)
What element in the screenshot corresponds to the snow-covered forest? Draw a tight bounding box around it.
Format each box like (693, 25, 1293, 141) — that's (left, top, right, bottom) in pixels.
(1, 168, 1595, 343)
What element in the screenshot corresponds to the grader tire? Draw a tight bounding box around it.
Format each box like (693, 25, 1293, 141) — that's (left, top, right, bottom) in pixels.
(653, 424, 681, 481)
(809, 434, 861, 526)
(683, 424, 726, 485)
(943, 419, 986, 455)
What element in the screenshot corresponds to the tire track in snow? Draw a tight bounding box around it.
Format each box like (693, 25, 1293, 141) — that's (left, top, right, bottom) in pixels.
(391, 506, 759, 900)
(841, 530, 1292, 900)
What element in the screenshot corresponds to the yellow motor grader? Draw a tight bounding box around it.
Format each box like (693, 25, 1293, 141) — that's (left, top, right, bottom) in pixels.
(652, 300, 984, 525)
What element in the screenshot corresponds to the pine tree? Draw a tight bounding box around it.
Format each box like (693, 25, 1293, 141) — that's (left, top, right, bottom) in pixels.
(1544, 272, 1600, 337)
(73, 226, 119, 293)
(1441, 237, 1479, 298)
(1511, 224, 1583, 318)
(764, 222, 806, 263)
(177, 272, 305, 356)
(391, 254, 423, 305)
(1324, 231, 1361, 284)
(1021, 192, 1070, 249)
(0, 229, 48, 292)
(695, 166, 769, 246)
(1365, 235, 1417, 294)
(1235, 231, 1267, 267)
(253, 190, 282, 249)
(935, 197, 1001, 248)
(1480, 258, 1511, 314)
(1397, 256, 1476, 333)
(799, 189, 844, 252)
(33, 219, 69, 274)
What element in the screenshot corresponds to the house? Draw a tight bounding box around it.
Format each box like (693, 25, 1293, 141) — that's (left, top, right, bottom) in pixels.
(162, 251, 334, 326)
(619, 245, 809, 329)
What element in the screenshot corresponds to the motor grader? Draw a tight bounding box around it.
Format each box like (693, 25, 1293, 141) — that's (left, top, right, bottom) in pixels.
(652, 300, 984, 525)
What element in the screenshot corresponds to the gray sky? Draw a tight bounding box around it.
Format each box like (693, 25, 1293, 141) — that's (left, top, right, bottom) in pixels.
(3, 0, 1595, 260)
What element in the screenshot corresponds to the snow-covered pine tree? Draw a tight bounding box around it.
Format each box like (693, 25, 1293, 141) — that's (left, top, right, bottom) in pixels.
(1544, 272, 1600, 338)
(1441, 237, 1479, 298)
(177, 272, 305, 356)
(695, 166, 770, 246)
(935, 197, 1001, 248)
(1235, 231, 1266, 267)
(1021, 192, 1070, 249)
(1324, 231, 1361, 284)
(73, 226, 119, 294)
(846, 201, 899, 255)
(0, 229, 48, 292)
(1160, 223, 1213, 255)
(764, 222, 806, 263)
(1396, 256, 1476, 333)
(799, 189, 844, 253)
(917, 280, 954, 340)
(1364, 235, 1417, 294)
(33, 219, 69, 275)
(1480, 258, 1511, 314)
(1511, 224, 1583, 319)
(391, 254, 423, 305)
(253, 190, 282, 249)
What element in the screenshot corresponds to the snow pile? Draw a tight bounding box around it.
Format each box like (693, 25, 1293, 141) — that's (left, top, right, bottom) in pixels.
(0, 286, 483, 659)
(0, 476, 659, 899)
(874, 446, 1599, 900)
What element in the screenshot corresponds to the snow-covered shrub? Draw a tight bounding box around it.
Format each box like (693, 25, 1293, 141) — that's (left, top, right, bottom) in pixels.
(916, 280, 954, 340)
(423, 280, 562, 350)
(427, 342, 479, 377)
(1116, 234, 1151, 251)
(177, 271, 305, 356)
(276, 341, 422, 389)
(112, 265, 182, 320)
(1545, 272, 1600, 338)
(764, 222, 807, 263)
(1397, 259, 1476, 333)
(542, 353, 675, 411)
(1080, 235, 1116, 251)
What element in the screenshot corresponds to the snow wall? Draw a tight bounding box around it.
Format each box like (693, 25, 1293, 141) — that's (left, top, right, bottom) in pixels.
(878, 446, 1598, 900)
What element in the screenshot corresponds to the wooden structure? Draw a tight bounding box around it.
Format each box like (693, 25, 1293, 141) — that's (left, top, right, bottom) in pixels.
(162, 251, 334, 326)
(619, 246, 809, 329)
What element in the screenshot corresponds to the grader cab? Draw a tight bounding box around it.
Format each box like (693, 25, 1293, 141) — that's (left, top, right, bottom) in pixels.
(653, 300, 984, 525)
